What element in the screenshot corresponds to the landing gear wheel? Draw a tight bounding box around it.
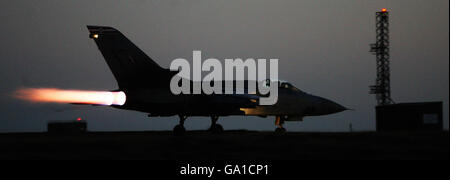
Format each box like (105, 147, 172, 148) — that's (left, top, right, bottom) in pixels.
(274, 116, 286, 134)
(173, 115, 187, 136)
(209, 124, 224, 133)
(173, 124, 186, 136)
(275, 127, 286, 133)
(209, 115, 223, 134)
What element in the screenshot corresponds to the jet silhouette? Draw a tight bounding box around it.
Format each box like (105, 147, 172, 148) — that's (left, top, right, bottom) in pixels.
(87, 26, 347, 135)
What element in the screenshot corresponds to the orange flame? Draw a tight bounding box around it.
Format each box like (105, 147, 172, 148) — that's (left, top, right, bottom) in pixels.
(13, 88, 126, 106)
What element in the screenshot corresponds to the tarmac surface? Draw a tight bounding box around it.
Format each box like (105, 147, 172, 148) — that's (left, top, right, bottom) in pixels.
(0, 130, 447, 160)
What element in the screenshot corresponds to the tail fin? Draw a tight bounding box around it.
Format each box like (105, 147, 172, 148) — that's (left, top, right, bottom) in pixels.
(87, 25, 172, 89)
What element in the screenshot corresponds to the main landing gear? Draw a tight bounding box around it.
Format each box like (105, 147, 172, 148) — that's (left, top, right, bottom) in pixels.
(173, 115, 187, 136)
(173, 115, 224, 136)
(275, 116, 286, 133)
(208, 115, 224, 133)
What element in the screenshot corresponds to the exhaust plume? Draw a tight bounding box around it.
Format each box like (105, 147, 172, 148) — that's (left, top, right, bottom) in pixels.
(13, 88, 126, 106)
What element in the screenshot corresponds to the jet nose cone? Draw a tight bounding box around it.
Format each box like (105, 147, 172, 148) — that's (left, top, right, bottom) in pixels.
(304, 95, 349, 116)
(328, 101, 348, 113)
(318, 97, 348, 115)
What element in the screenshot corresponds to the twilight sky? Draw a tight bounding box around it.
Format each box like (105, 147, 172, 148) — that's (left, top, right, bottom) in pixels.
(0, 0, 448, 132)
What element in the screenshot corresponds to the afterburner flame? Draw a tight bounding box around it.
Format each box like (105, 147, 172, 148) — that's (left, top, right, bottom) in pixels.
(13, 88, 126, 106)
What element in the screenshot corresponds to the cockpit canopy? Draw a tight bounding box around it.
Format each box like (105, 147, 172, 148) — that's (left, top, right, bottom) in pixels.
(263, 79, 305, 93)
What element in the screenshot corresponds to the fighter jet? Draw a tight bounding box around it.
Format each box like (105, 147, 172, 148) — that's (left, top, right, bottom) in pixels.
(86, 26, 347, 135)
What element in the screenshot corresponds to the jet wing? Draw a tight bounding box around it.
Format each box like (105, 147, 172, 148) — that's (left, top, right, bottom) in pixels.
(208, 94, 259, 108)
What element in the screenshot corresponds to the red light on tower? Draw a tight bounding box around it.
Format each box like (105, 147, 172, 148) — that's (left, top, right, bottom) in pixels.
(381, 8, 388, 13)
(77, 117, 82, 121)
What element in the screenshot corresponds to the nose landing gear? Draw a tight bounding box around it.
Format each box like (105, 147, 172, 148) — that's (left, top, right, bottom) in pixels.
(275, 116, 286, 133)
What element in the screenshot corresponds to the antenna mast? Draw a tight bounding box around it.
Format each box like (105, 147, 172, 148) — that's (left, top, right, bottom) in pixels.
(370, 8, 394, 106)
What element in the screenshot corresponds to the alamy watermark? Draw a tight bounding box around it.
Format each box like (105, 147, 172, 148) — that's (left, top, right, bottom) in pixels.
(169, 51, 279, 105)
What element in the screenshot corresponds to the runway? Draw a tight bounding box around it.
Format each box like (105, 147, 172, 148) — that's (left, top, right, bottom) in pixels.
(0, 131, 447, 160)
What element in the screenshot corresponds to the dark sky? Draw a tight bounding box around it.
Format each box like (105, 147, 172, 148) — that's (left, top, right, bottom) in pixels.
(0, 0, 448, 132)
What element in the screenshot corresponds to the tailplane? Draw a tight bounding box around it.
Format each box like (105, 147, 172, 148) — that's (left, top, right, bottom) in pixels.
(87, 25, 172, 89)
